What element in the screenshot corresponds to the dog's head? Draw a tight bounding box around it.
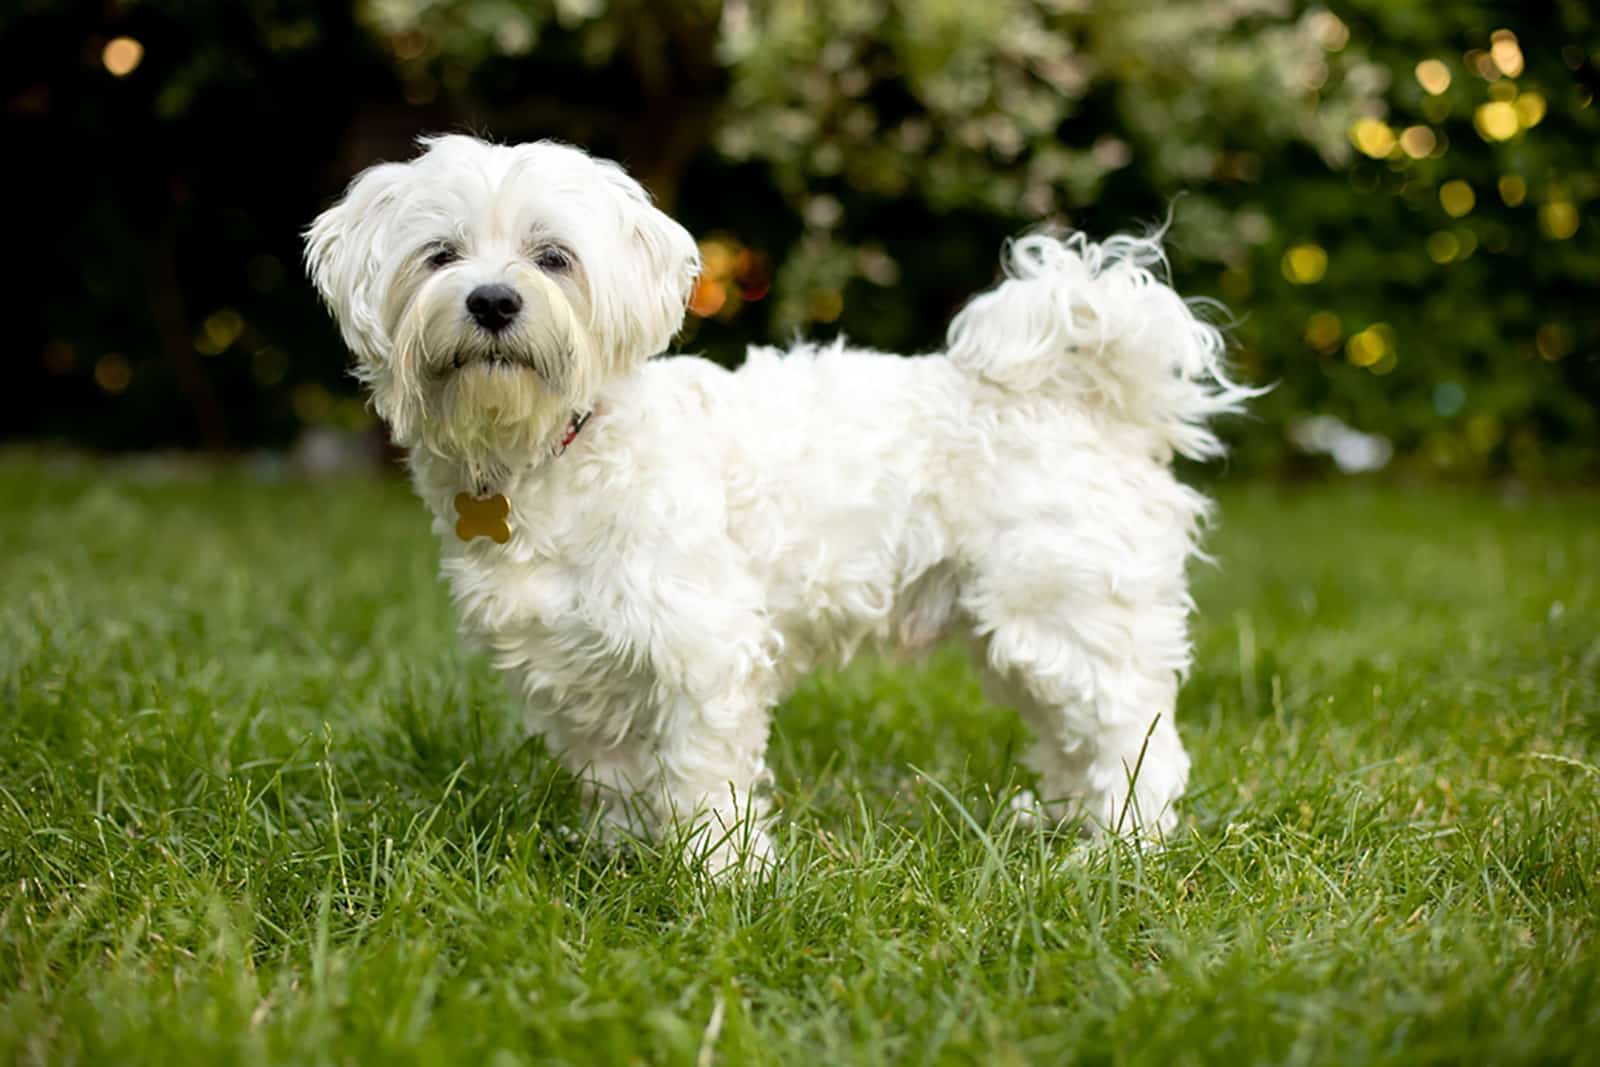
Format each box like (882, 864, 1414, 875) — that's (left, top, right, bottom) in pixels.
(305, 135, 698, 471)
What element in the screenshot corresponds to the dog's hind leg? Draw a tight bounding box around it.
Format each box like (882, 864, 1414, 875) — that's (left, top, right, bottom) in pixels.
(964, 533, 1194, 841)
(980, 661, 1189, 840)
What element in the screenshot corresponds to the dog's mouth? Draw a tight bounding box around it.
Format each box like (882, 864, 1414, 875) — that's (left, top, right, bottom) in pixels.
(437, 350, 539, 378)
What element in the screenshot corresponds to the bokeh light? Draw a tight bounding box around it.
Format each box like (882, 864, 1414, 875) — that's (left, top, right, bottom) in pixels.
(1426, 231, 1461, 263)
(1304, 311, 1342, 352)
(689, 276, 727, 317)
(1515, 92, 1547, 128)
(1465, 49, 1498, 81)
(1439, 180, 1476, 217)
(1346, 324, 1395, 369)
(1489, 29, 1524, 78)
(1414, 59, 1452, 96)
(102, 37, 143, 77)
(1536, 323, 1574, 361)
(808, 289, 844, 323)
(94, 354, 131, 393)
(687, 236, 771, 320)
(43, 342, 75, 375)
(1309, 11, 1350, 51)
(1349, 118, 1396, 158)
(1433, 381, 1466, 416)
(1399, 126, 1437, 158)
(1474, 101, 1519, 141)
(195, 309, 244, 355)
(1539, 201, 1579, 240)
(252, 347, 290, 386)
(1282, 244, 1328, 285)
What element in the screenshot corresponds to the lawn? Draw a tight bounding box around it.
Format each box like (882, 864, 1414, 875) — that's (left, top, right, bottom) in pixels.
(1, 454, 1596, 1066)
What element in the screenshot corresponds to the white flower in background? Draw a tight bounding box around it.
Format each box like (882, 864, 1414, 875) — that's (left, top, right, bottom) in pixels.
(1290, 414, 1393, 473)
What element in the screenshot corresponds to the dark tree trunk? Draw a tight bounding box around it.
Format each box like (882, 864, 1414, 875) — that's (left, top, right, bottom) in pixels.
(147, 212, 228, 451)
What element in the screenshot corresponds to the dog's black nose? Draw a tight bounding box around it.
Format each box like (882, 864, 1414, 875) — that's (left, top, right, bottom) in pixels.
(466, 284, 523, 333)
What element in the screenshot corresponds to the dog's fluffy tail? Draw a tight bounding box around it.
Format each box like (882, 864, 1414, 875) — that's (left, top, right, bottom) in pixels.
(945, 231, 1259, 462)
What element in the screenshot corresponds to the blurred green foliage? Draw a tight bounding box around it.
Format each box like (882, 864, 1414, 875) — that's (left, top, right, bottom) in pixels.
(9, 0, 1598, 478)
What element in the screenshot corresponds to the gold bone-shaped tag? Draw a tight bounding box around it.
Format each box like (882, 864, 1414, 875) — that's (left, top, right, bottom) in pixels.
(454, 492, 511, 544)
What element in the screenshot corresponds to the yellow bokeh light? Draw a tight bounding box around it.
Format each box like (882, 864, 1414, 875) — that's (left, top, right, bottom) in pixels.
(1439, 180, 1476, 217)
(698, 239, 736, 279)
(1540, 202, 1580, 240)
(1304, 311, 1342, 352)
(1426, 231, 1461, 263)
(252, 347, 289, 386)
(102, 36, 144, 77)
(809, 289, 844, 323)
(1399, 126, 1437, 158)
(195, 308, 244, 356)
(1281, 244, 1328, 285)
(1465, 49, 1498, 81)
(1350, 118, 1396, 159)
(1490, 30, 1525, 78)
(1346, 324, 1394, 368)
(1536, 323, 1574, 361)
(1415, 59, 1452, 95)
(1474, 101, 1520, 141)
(1515, 92, 1547, 128)
(95, 353, 132, 394)
(1499, 175, 1527, 206)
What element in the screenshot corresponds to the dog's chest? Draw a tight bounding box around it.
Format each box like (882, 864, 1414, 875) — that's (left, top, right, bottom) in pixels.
(443, 545, 581, 651)
(441, 545, 655, 718)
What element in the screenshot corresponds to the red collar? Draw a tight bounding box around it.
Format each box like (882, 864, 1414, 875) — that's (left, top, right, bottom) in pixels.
(553, 410, 592, 456)
(460, 410, 596, 505)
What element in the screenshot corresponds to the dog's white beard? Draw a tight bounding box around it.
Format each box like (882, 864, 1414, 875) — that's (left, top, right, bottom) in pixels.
(382, 271, 601, 484)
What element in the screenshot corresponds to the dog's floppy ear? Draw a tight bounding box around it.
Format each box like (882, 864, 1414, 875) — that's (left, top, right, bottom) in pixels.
(589, 160, 701, 361)
(304, 161, 411, 367)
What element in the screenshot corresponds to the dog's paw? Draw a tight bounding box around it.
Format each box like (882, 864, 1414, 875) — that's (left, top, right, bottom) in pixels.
(1007, 788, 1050, 827)
(689, 824, 777, 884)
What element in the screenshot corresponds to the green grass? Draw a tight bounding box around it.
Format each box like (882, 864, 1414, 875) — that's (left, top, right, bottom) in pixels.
(1, 454, 1597, 1066)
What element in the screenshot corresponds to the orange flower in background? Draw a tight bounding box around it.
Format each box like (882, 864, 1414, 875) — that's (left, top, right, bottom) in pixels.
(689, 275, 728, 317)
(689, 236, 771, 319)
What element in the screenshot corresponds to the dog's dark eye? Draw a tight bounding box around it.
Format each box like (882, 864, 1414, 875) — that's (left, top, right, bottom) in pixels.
(536, 247, 572, 273)
(426, 247, 460, 270)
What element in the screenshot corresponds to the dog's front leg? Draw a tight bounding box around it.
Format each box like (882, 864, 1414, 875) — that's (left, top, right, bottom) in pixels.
(644, 686, 776, 877)
(544, 674, 776, 877)
(570, 533, 780, 878)
(538, 652, 778, 876)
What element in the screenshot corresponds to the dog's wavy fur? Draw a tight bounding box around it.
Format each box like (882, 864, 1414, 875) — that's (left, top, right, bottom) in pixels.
(307, 135, 1254, 874)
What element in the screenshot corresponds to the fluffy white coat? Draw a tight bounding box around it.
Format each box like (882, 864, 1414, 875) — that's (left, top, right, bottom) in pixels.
(306, 135, 1254, 873)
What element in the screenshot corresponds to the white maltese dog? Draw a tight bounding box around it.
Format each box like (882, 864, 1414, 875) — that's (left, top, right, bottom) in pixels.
(305, 135, 1253, 874)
